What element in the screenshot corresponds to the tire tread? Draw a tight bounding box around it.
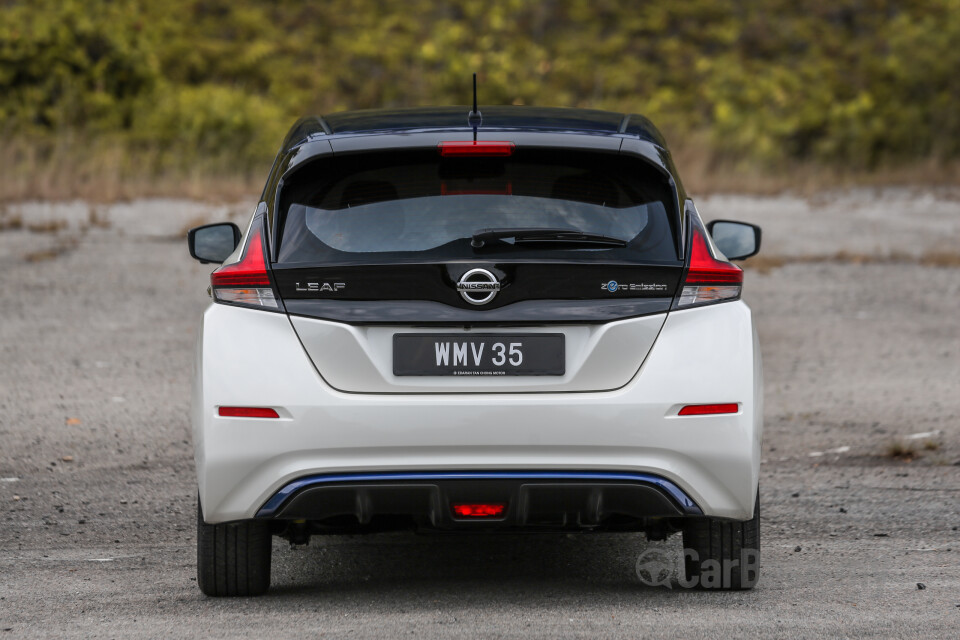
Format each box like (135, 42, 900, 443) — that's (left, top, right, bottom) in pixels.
(681, 492, 760, 590)
(196, 501, 272, 596)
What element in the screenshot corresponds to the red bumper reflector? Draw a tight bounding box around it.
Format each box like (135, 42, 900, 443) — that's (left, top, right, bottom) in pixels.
(438, 141, 515, 157)
(452, 503, 507, 518)
(678, 403, 739, 416)
(218, 406, 280, 419)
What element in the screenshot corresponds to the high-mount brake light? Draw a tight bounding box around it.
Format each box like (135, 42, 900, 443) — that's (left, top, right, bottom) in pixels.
(677, 215, 743, 308)
(451, 503, 507, 518)
(210, 225, 279, 309)
(678, 403, 739, 416)
(438, 141, 515, 157)
(218, 407, 280, 419)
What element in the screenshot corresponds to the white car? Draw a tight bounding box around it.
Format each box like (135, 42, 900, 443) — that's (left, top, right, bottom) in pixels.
(188, 106, 763, 595)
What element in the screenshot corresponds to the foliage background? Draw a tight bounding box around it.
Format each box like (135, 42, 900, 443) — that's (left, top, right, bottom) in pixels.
(1, 0, 958, 197)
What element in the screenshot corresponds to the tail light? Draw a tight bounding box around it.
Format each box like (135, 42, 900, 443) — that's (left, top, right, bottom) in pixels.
(676, 212, 743, 308)
(451, 503, 507, 518)
(438, 141, 515, 157)
(210, 224, 279, 309)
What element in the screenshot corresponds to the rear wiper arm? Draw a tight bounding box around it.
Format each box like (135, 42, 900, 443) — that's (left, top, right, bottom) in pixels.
(471, 227, 627, 249)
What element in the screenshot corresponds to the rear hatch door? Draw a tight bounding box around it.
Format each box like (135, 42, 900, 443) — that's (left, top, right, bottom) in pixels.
(272, 144, 684, 393)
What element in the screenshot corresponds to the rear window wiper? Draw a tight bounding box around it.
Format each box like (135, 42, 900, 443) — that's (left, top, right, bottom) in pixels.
(471, 227, 627, 249)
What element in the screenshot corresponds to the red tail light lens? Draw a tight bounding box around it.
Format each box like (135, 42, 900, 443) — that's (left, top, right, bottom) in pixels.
(210, 225, 279, 309)
(438, 141, 515, 157)
(451, 503, 507, 518)
(211, 226, 270, 287)
(685, 224, 744, 284)
(678, 403, 739, 416)
(677, 214, 743, 308)
(218, 406, 280, 418)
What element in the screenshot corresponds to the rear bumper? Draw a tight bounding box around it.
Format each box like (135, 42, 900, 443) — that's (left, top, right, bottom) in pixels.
(255, 471, 702, 530)
(193, 302, 762, 524)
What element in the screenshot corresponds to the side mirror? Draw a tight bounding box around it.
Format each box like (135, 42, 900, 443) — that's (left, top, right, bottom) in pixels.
(706, 220, 762, 261)
(188, 222, 242, 264)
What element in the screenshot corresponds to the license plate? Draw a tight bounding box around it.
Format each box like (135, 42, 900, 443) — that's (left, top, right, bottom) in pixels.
(393, 334, 565, 376)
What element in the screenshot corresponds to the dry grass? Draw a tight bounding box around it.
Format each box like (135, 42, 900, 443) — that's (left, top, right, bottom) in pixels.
(0, 136, 261, 204)
(740, 255, 790, 274)
(670, 134, 960, 196)
(25, 220, 68, 233)
(743, 249, 960, 273)
(3, 133, 960, 203)
(884, 439, 918, 461)
(176, 215, 212, 240)
(87, 206, 111, 229)
(919, 251, 960, 268)
(23, 237, 79, 262)
(0, 214, 24, 231)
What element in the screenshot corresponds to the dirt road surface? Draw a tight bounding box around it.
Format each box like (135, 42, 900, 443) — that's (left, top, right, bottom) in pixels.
(1, 190, 958, 638)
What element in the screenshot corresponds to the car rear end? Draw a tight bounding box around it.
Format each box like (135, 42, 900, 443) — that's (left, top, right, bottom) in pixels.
(190, 109, 762, 594)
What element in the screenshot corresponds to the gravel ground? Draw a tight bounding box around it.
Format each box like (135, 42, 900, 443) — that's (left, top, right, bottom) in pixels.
(1, 190, 958, 638)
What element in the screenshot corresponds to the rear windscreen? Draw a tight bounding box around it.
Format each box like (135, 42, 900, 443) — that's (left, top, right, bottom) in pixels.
(276, 149, 679, 264)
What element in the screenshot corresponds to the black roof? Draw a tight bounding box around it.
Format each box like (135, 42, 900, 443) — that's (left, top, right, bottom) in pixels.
(282, 106, 667, 152)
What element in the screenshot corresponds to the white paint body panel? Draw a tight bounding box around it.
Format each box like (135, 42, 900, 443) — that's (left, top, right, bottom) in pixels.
(289, 314, 667, 393)
(193, 301, 762, 523)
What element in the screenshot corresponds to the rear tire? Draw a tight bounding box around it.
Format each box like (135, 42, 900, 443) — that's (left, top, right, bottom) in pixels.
(196, 501, 272, 596)
(681, 491, 760, 590)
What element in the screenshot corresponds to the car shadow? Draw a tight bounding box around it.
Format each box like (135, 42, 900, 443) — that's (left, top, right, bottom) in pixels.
(257, 530, 745, 603)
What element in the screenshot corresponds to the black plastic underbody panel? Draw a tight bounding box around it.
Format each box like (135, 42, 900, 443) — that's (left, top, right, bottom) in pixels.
(266, 479, 688, 531)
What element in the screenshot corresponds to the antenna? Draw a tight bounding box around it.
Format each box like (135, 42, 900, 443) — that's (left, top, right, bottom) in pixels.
(467, 72, 482, 142)
(472, 72, 478, 115)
